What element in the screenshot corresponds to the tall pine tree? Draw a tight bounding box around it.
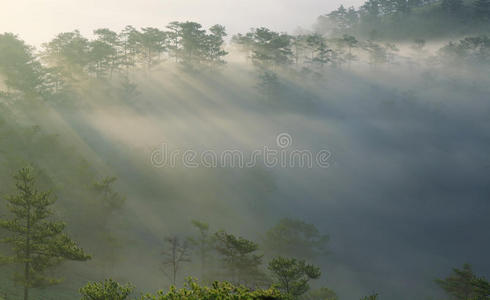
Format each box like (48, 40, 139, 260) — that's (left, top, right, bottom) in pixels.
(0, 167, 91, 300)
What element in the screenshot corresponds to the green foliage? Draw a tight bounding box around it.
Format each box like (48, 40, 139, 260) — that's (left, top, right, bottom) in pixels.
(256, 70, 280, 101)
(89, 176, 125, 238)
(305, 34, 334, 68)
(191, 220, 210, 235)
(0, 33, 45, 96)
(118, 25, 140, 71)
(0, 167, 91, 299)
(440, 35, 490, 65)
(316, 0, 490, 40)
(141, 279, 286, 300)
(360, 292, 379, 300)
(362, 41, 398, 67)
(135, 27, 167, 69)
(206, 24, 228, 65)
(90, 28, 121, 78)
(38, 21, 227, 87)
(472, 276, 490, 300)
(166, 21, 228, 67)
(92, 176, 126, 214)
(268, 256, 321, 298)
(214, 230, 265, 286)
(264, 218, 329, 260)
(42, 30, 91, 74)
(233, 28, 293, 69)
(318, 5, 359, 36)
(80, 279, 134, 300)
(87, 176, 126, 267)
(435, 263, 490, 300)
(2, 18, 490, 300)
(189, 220, 214, 280)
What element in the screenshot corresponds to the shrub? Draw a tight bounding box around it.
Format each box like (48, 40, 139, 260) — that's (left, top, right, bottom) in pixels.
(80, 279, 134, 300)
(141, 279, 286, 300)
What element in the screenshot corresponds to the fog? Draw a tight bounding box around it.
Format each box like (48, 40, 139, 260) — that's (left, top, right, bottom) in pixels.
(3, 57, 486, 299)
(1, 2, 490, 300)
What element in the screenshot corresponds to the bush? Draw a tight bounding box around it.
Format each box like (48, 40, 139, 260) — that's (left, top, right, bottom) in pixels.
(141, 279, 286, 300)
(80, 279, 134, 300)
(360, 292, 379, 300)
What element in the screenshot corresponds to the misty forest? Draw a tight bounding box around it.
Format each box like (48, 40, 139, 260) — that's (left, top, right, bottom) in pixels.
(0, 0, 490, 299)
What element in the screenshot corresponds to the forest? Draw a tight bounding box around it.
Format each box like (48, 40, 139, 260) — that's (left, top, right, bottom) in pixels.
(0, 0, 489, 299)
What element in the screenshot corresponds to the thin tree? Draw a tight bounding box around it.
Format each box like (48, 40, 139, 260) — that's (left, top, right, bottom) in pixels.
(161, 236, 191, 286)
(341, 34, 358, 68)
(189, 220, 214, 280)
(0, 167, 91, 300)
(90, 176, 125, 271)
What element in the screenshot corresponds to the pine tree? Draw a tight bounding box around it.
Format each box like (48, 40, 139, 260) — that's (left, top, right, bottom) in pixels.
(237, 27, 293, 70)
(90, 176, 125, 270)
(42, 30, 91, 75)
(471, 276, 490, 300)
(189, 220, 214, 280)
(91, 28, 121, 78)
(435, 263, 490, 300)
(264, 218, 329, 260)
(341, 34, 359, 68)
(268, 256, 321, 298)
(205, 25, 228, 66)
(306, 34, 333, 68)
(214, 230, 264, 287)
(435, 263, 477, 300)
(138, 27, 167, 70)
(0, 33, 45, 96)
(118, 25, 140, 73)
(0, 167, 91, 300)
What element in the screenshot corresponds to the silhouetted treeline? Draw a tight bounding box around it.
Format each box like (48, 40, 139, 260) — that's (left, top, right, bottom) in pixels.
(316, 0, 490, 39)
(0, 22, 227, 102)
(1, 24, 489, 105)
(1, 16, 490, 300)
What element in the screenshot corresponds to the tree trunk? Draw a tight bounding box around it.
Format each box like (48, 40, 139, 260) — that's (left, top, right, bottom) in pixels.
(23, 282, 29, 300)
(24, 206, 31, 300)
(24, 184, 31, 300)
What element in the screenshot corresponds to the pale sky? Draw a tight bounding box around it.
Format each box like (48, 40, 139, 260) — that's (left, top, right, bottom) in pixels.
(1, 0, 362, 46)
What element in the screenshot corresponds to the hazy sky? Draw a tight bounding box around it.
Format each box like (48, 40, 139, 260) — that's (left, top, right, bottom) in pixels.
(1, 0, 363, 46)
